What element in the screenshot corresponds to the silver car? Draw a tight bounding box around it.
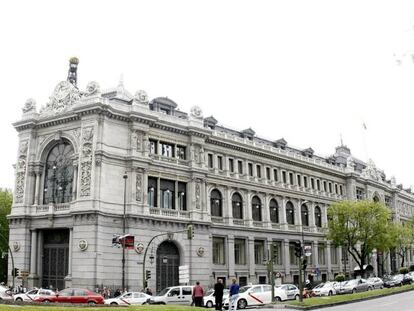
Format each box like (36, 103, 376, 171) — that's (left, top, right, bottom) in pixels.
(337, 279, 371, 294)
(366, 277, 384, 289)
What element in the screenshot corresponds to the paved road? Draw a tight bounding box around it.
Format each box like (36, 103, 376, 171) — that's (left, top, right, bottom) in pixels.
(259, 290, 414, 311)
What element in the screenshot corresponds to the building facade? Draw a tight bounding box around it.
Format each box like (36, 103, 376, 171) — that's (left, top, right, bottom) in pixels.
(9, 60, 414, 291)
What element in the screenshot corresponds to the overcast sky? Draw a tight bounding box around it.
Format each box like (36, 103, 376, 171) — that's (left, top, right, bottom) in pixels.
(1, 0, 414, 190)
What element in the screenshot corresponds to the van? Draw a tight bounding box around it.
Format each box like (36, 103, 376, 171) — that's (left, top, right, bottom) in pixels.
(148, 285, 194, 305)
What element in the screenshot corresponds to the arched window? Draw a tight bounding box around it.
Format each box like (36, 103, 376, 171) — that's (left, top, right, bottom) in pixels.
(252, 196, 262, 221)
(232, 193, 243, 219)
(210, 189, 223, 217)
(43, 141, 74, 204)
(269, 199, 279, 223)
(315, 206, 322, 228)
(286, 201, 295, 225)
(301, 204, 309, 226)
(373, 196, 380, 203)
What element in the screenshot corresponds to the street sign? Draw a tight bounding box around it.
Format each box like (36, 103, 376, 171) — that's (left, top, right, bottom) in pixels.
(19, 271, 29, 277)
(179, 265, 190, 284)
(304, 245, 312, 257)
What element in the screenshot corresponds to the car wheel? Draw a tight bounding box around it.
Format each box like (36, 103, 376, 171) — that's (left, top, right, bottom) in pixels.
(206, 300, 213, 308)
(368, 287, 372, 291)
(88, 301, 96, 306)
(15, 297, 23, 302)
(295, 294, 300, 300)
(43, 300, 51, 304)
(328, 291, 333, 296)
(237, 299, 247, 309)
(352, 289, 356, 294)
(275, 296, 282, 302)
(110, 302, 118, 305)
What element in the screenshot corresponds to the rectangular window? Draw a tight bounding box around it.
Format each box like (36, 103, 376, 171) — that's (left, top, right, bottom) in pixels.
(339, 185, 343, 195)
(256, 165, 261, 178)
(356, 187, 364, 200)
(304, 176, 308, 188)
(289, 243, 299, 265)
(289, 172, 294, 185)
(229, 158, 234, 172)
(274, 169, 279, 182)
(212, 237, 225, 265)
(385, 196, 392, 207)
(178, 182, 187, 210)
(282, 171, 287, 183)
(335, 184, 338, 194)
(234, 239, 246, 265)
(160, 142, 174, 157)
(318, 245, 326, 265)
(160, 179, 175, 209)
(254, 240, 265, 265)
(317, 179, 321, 191)
(311, 178, 315, 189)
(272, 241, 282, 265)
(149, 140, 157, 154)
(331, 246, 338, 264)
(238, 160, 243, 174)
(248, 163, 253, 176)
(329, 183, 332, 193)
(208, 154, 214, 168)
(176, 146, 186, 160)
(305, 243, 313, 265)
(147, 177, 158, 207)
(218, 156, 223, 170)
(266, 167, 271, 180)
(297, 175, 301, 187)
(323, 181, 327, 192)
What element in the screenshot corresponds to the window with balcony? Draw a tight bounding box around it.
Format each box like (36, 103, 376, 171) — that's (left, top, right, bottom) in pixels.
(254, 240, 265, 264)
(272, 241, 282, 265)
(149, 140, 157, 154)
(315, 206, 322, 227)
(318, 244, 326, 265)
(289, 242, 299, 265)
(147, 177, 157, 207)
(160, 179, 175, 209)
(178, 182, 186, 210)
(301, 204, 309, 226)
(176, 146, 186, 160)
(252, 196, 262, 221)
(210, 189, 223, 217)
(232, 193, 243, 219)
(269, 199, 279, 223)
(286, 201, 295, 225)
(234, 239, 246, 265)
(213, 237, 225, 264)
(160, 142, 174, 157)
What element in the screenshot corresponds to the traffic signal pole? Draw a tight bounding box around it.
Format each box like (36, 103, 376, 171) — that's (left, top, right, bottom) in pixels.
(298, 255, 303, 302)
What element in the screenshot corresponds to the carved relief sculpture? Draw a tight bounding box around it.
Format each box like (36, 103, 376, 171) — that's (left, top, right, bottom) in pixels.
(136, 173, 142, 202)
(15, 141, 28, 203)
(195, 181, 201, 209)
(41, 81, 81, 115)
(79, 127, 94, 197)
(84, 81, 100, 97)
(131, 130, 142, 151)
(22, 98, 37, 113)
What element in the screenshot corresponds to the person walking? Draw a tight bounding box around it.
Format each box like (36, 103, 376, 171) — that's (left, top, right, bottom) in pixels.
(214, 279, 224, 310)
(229, 279, 239, 297)
(192, 281, 204, 307)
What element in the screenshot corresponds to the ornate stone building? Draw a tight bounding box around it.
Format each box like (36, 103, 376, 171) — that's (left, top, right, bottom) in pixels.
(9, 59, 414, 291)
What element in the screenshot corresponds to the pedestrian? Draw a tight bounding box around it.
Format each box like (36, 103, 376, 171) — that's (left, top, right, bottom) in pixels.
(214, 279, 224, 310)
(114, 288, 121, 297)
(229, 279, 239, 297)
(145, 288, 153, 296)
(192, 281, 204, 307)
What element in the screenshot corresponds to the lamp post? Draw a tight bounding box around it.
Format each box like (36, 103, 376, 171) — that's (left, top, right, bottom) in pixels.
(122, 172, 128, 291)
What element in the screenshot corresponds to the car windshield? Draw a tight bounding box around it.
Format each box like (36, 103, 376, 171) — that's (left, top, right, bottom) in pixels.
(238, 286, 251, 293)
(205, 289, 214, 297)
(313, 283, 325, 289)
(156, 287, 171, 296)
(345, 280, 357, 286)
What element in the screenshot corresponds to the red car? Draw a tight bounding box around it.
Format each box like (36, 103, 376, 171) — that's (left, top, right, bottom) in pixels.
(34, 288, 104, 305)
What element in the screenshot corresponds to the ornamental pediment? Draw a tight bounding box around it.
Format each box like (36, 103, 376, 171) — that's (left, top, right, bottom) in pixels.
(40, 81, 81, 115)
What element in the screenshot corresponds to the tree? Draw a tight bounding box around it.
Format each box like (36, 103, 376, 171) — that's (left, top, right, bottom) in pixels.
(0, 189, 12, 282)
(389, 221, 414, 268)
(327, 200, 392, 277)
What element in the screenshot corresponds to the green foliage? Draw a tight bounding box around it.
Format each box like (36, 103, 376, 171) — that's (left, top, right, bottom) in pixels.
(335, 274, 345, 282)
(0, 188, 12, 282)
(327, 200, 392, 274)
(400, 267, 409, 274)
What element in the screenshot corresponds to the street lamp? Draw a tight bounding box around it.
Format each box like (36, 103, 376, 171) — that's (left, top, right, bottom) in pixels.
(122, 172, 128, 291)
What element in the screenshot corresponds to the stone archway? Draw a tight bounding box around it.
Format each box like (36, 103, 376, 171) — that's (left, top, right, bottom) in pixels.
(156, 241, 180, 293)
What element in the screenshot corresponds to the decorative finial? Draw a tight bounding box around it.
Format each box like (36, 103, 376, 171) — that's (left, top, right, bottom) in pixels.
(67, 57, 79, 86)
(118, 74, 124, 88)
(340, 133, 344, 146)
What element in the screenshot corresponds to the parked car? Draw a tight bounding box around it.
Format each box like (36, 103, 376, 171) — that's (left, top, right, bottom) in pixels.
(394, 274, 412, 285)
(203, 288, 229, 308)
(311, 282, 337, 296)
(337, 279, 371, 294)
(383, 275, 402, 288)
(14, 288, 55, 302)
(226, 285, 273, 310)
(0, 285, 13, 301)
(366, 277, 384, 289)
(274, 284, 300, 301)
(104, 292, 151, 305)
(148, 286, 194, 305)
(34, 288, 104, 305)
(406, 271, 414, 281)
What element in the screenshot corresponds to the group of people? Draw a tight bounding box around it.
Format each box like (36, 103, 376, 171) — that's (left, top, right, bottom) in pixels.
(192, 278, 240, 310)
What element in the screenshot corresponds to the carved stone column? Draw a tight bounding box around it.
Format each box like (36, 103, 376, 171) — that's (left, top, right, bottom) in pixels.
(284, 239, 291, 276)
(228, 236, 235, 278)
(280, 197, 287, 230)
(33, 169, 42, 205)
(326, 241, 332, 279)
(28, 230, 39, 288)
(72, 162, 78, 200)
(65, 228, 73, 288)
(248, 237, 256, 282)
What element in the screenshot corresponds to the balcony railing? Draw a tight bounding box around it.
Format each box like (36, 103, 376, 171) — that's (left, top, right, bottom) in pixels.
(253, 221, 264, 228)
(271, 223, 281, 230)
(211, 216, 225, 223)
(149, 207, 190, 219)
(233, 219, 245, 226)
(35, 203, 70, 213)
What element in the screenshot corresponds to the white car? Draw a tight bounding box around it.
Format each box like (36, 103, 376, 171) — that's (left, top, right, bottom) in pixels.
(0, 285, 13, 301)
(367, 277, 384, 289)
(104, 292, 151, 305)
(274, 284, 300, 301)
(203, 288, 229, 308)
(227, 285, 273, 310)
(14, 288, 55, 302)
(149, 286, 194, 305)
(311, 282, 336, 296)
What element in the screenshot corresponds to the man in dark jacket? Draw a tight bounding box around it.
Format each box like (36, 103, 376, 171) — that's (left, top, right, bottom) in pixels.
(213, 279, 224, 310)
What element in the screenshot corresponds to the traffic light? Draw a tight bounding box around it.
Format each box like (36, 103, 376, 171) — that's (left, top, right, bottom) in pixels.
(187, 225, 194, 240)
(145, 270, 151, 280)
(270, 242, 279, 263)
(302, 258, 308, 270)
(12, 268, 19, 277)
(294, 241, 302, 258)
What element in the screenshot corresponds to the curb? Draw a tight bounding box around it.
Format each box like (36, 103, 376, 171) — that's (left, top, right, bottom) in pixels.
(280, 286, 414, 310)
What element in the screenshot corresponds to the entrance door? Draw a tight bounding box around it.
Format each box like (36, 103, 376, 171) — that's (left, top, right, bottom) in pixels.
(42, 229, 69, 291)
(156, 241, 180, 293)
